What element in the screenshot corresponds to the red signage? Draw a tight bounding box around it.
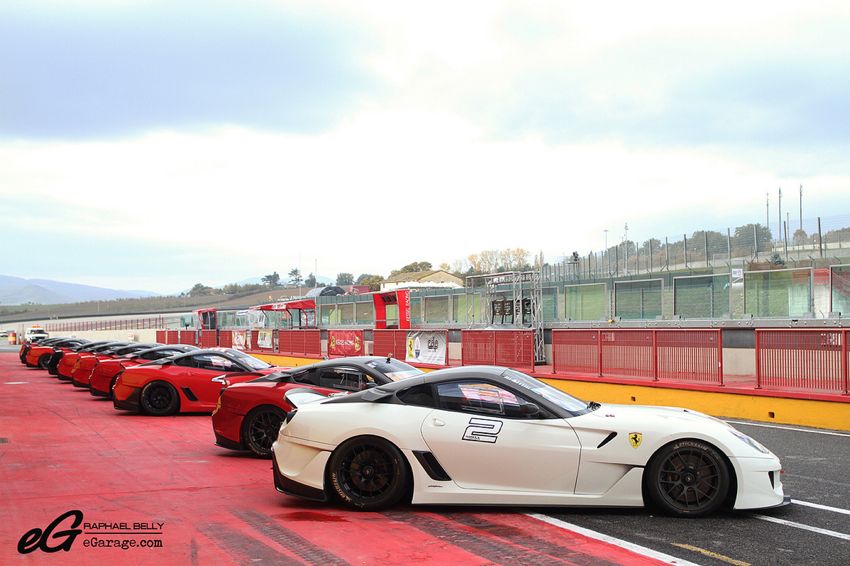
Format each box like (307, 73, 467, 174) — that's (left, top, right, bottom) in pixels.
(328, 330, 364, 357)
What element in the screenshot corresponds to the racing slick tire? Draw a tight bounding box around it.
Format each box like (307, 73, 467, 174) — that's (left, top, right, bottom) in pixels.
(38, 354, 51, 370)
(328, 435, 409, 511)
(645, 439, 731, 517)
(140, 381, 180, 416)
(243, 406, 287, 458)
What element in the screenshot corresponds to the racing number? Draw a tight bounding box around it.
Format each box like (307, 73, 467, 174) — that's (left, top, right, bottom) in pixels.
(462, 418, 503, 443)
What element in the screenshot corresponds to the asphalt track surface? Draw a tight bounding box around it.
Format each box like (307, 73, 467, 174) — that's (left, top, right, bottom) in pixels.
(2, 353, 849, 565)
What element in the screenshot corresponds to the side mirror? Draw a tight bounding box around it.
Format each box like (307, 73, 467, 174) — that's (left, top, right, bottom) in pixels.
(519, 402, 541, 417)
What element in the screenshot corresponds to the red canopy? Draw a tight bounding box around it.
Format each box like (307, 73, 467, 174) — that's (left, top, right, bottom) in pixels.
(253, 299, 316, 311)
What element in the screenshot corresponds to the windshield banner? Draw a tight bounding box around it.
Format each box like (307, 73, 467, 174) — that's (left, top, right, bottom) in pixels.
(406, 331, 447, 365)
(328, 330, 364, 357)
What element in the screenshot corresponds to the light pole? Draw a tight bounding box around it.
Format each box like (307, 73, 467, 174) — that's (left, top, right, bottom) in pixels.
(604, 229, 609, 275)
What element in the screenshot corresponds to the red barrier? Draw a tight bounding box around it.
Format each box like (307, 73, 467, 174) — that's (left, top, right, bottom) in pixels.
(156, 330, 167, 344)
(601, 330, 655, 379)
(178, 330, 197, 346)
(199, 330, 218, 348)
(166, 330, 179, 344)
(656, 330, 722, 385)
(373, 330, 409, 360)
(756, 329, 849, 394)
(462, 330, 534, 371)
(552, 330, 601, 376)
(554, 329, 722, 385)
(276, 330, 321, 357)
(462, 330, 495, 365)
(218, 331, 233, 348)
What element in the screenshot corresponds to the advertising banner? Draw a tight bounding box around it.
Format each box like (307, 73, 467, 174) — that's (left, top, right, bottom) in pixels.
(328, 330, 364, 356)
(405, 331, 447, 365)
(257, 329, 274, 350)
(232, 330, 249, 351)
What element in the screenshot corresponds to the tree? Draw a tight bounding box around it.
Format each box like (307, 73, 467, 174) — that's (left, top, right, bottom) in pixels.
(188, 283, 215, 297)
(336, 272, 354, 285)
(304, 273, 317, 287)
(356, 274, 384, 291)
(261, 271, 281, 287)
(288, 268, 302, 286)
(390, 261, 432, 276)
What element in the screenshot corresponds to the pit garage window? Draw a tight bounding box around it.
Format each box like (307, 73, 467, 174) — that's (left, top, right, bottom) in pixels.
(435, 381, 539, 418)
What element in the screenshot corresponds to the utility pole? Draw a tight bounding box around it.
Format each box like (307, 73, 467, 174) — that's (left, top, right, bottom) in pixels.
(778, 187, 782, 245)
(766, 192, 769, 231)
(799, 184, 803, 233)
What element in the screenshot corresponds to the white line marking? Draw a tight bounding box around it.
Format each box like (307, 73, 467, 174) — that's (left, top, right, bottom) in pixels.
(528, 513, 701, 565)
(724, 420, 850, 438)
(793, 500, 850, 516)
(753, 514, 850, 541)
(4, 381, 28, 385)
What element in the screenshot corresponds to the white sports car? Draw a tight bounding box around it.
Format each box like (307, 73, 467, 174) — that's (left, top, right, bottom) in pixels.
(272, 366, 788, 516)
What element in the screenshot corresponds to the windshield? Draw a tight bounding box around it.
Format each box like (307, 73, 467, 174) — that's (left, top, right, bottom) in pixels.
(500, 369, 588, 413)
(228, 350, 272, 370)
(365, 359, 423, 381)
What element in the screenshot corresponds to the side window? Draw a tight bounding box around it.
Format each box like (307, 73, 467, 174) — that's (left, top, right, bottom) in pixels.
(318, 368, 368, 392)
(397, 384, 435, 408)
(174, 355, 198, 368)
(435, 381, 538, 418)
(292, 369, 322, 386)
(197, 355, 236, 372)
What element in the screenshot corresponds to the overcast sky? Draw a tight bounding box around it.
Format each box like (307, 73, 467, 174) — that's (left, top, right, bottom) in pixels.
(2, 0, 849, 293)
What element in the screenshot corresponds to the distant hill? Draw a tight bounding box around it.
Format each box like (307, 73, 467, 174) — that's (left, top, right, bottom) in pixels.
(0, 275, 158, 305)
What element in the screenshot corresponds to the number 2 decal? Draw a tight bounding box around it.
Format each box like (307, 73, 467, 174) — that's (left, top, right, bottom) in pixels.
(462, 418, 503, 443)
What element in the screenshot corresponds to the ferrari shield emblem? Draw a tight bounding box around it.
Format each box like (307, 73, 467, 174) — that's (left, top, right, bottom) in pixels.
(628, 432, 643, 449)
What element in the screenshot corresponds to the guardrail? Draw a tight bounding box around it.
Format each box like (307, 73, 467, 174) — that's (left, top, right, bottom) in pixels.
(756, 329, 849, 394)
(45, 316, 165, 332)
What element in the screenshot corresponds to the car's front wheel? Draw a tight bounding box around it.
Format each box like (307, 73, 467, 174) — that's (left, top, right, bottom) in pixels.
(328, 436, 408, 511)
(140, 381, 180, 416)
(243, 406, 287, 458)
(645, 439, 731, 517)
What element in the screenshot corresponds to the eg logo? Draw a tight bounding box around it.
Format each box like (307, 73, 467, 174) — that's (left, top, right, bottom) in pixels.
(18, 510, 83, 554)
(629, 432, 643, 448)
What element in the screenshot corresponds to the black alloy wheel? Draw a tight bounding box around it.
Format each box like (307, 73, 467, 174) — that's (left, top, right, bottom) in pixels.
(140, 381, 180, 416)
(328, 436, 408, 511)
(243, 406, 287, 458)
(645, 439, 730, 517)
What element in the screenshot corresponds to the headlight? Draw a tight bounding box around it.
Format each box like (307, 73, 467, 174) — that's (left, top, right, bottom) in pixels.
(731, 430, 771, 454)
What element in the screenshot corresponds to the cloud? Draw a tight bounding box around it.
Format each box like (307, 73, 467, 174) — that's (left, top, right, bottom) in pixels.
(0, 0, 380, 139)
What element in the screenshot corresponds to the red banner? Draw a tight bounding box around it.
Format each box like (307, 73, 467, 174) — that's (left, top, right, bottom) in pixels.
(328, 330, 364, 357)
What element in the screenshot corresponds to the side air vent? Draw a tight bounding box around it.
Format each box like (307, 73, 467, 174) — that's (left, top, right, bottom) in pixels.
(413, 451, 452, 481)
(597, 432, 617, 448)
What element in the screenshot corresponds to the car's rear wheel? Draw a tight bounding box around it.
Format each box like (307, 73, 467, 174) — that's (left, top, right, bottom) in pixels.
(140, 381, 179, 416)
(243, 406, 286, 458)
(645, 439, 730, 517)
(38, 354, 51, 370)
(328, 436, 408, 511)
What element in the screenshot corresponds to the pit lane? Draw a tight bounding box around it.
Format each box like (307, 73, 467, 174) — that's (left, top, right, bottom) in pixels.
(1, 352, 848, 565)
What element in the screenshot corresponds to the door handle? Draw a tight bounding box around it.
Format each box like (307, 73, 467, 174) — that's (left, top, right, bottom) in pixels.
(432, 418, 445, 427)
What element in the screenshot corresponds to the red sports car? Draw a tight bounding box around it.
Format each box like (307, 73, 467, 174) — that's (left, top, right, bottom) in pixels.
(70, 343, 155, 388)
(19, 337, 67, 365)
(113, 348, 283, 416)
(90, 344, 197, 398)
(56, 341, 118, 380)
(24, 338, 89, 369)
(212, 357, 424, 457)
